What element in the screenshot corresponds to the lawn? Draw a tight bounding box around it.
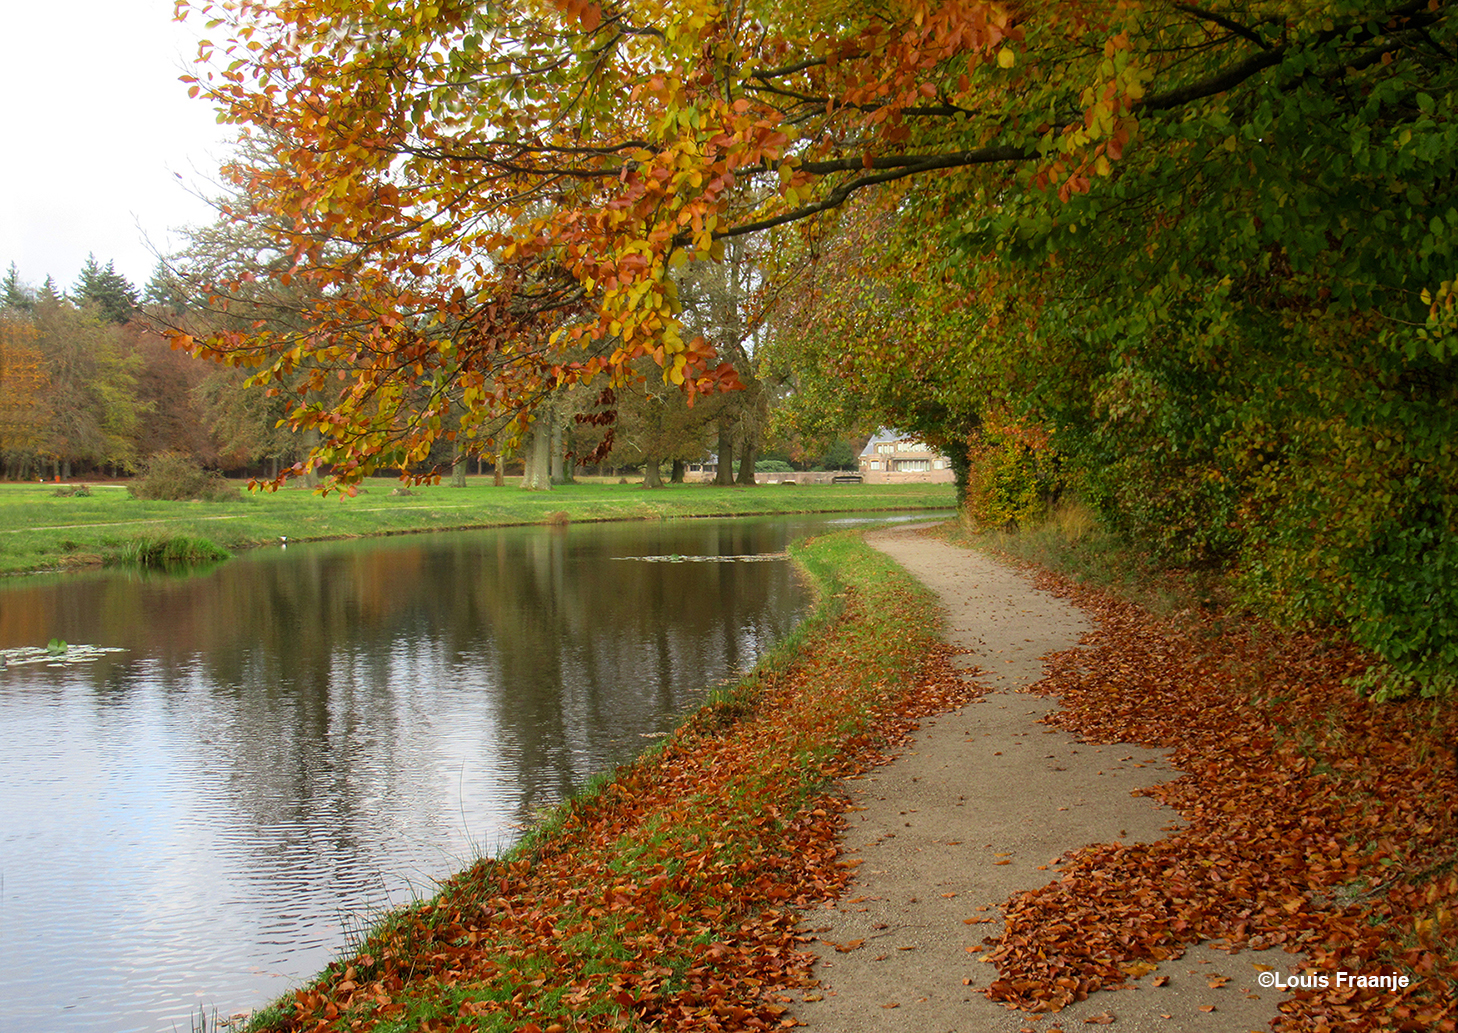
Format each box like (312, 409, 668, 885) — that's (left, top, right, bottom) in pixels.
(0, 478, 957, 575)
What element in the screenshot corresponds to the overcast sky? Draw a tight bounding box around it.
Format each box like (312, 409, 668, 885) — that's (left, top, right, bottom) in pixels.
(0, 0, 237, 294)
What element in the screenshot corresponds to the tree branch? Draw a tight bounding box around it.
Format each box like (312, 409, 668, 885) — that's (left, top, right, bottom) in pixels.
(1173, 3, 1275, 50)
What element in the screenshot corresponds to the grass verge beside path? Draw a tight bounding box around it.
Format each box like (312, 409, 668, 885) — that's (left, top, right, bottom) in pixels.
(242, 531, 972, 1033)
(0, 480, 954, 575)
(947, 522, 1458, 1031)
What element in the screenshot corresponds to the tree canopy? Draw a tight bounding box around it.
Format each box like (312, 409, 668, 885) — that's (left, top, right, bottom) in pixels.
(174, 0, 1457, 693)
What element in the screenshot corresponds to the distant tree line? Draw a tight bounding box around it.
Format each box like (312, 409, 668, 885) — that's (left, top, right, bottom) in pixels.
(0, 255, 309, 481)
(0, 253, 863, 485)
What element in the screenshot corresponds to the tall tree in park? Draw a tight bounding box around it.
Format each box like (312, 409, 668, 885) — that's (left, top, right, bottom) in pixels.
(609, 359, 715, 487)
(760, 197, 988, 495)
(673, 236, 773, 486)
(165, 204, 370, 482)
(0, 308, 49, 477)
(32, 295, 144, 476)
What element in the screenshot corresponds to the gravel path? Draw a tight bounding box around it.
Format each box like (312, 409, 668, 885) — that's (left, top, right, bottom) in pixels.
(791, 525, 1295, 1033)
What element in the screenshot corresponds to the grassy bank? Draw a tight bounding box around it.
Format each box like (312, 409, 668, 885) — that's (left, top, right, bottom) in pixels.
(0, 479, 955, 575)
(240, 531, 970, 1033)
(950, 502, 1227, 618)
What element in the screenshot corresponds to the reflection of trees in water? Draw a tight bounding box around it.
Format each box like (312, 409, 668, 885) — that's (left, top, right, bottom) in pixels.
(0, 519, 808, 864)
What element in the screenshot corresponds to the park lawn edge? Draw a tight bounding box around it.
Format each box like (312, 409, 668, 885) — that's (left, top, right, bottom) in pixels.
(240, 529, 975, 1033)
(0, 481, 956, 576)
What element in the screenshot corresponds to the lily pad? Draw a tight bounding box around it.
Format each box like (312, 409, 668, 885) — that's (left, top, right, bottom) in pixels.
(2, 644, 129, 669)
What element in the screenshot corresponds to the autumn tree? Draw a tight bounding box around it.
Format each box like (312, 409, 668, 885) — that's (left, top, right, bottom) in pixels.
(0, 308, 48, 478)
(673, 235, 773, 485)
(178, 0, 1456, 693)
(32, 296, 144, 476)
(609, 357, 716, 486)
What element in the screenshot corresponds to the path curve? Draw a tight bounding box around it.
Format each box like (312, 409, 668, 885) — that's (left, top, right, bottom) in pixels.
(791, 525, 1292, 1033)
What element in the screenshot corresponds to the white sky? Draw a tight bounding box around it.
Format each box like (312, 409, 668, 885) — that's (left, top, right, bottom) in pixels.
(0, 0, 236, 294)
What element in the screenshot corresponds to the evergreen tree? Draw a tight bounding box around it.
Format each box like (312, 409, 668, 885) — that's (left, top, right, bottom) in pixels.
(142, 260, 188, 315)
(72, 253, 104, 302)
(37, 277, 61, 306)
(72, 254, 138, 324)
(2, 263, 33, 311)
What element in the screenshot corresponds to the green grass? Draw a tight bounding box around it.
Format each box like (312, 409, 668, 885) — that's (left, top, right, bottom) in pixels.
(0, 478, 956, 575)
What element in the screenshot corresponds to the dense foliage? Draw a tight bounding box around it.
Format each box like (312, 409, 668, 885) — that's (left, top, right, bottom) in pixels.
(170, 0, 1455, 693)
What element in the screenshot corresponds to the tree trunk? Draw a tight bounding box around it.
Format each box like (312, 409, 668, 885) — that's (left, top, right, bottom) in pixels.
(549, 416, 566, 485)
(520, 419, 553, 490)
(735, 439, 757, 485)
(299, 427, 321, 488)
(494, 454, 505, 486)
(670, 459, 685, 483)
(643, 457, 663, 488)
(558, 423, 576, 484)
(451, 449, 468, 487)
(714, 418, 735, 486)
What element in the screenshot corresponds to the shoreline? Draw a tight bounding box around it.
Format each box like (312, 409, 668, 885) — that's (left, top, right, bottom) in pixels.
(0, 480, 958, 576)
(236, 529, 967, 1032)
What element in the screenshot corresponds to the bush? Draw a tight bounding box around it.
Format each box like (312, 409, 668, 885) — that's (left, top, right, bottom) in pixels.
(109, 533, 231, 568)
(754, 459, 794, 473)
(964, 419, 1063, 531)
(128, 453, 239, 502)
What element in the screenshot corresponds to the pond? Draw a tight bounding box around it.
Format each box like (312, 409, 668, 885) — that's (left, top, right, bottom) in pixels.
(0, 512, 940, 1033)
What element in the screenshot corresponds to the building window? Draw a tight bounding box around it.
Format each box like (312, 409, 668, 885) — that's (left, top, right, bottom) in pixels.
(870, 460, 881, 470)
(897, 459, 930, 472)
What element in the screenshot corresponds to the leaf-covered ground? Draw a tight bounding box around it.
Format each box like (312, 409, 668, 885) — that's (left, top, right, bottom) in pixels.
(247, 531, 1455, 1033)
(983, 562, 1457, 1033)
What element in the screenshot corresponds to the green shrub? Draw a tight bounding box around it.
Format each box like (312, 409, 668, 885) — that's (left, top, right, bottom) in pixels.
(128, 453, 239, 502)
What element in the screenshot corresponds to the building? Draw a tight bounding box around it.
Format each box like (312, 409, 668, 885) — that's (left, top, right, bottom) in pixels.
(858, 429, 957, 484)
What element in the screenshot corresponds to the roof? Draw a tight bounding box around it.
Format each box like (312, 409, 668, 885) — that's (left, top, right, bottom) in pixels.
(859, 428, 944, 457)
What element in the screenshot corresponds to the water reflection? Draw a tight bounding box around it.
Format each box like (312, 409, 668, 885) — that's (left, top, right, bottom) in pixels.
(0, 514, 934, 1033)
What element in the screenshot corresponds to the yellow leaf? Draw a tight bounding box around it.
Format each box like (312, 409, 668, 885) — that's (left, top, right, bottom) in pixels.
(997, 48, 1015, 69)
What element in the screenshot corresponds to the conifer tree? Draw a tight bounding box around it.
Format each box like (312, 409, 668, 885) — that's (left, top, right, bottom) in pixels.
(2, 263, 33, 311)
(73, 254, 139, 324)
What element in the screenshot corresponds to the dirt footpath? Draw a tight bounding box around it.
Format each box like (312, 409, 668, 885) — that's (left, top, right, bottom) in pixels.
(792, 525, 1294, 1033)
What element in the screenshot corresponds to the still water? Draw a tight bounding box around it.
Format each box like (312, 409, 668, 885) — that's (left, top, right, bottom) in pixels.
(0, 513, 933, 1033)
